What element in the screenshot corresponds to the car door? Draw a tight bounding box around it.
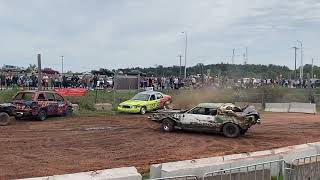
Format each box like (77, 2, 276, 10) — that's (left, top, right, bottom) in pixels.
(148, 94, 158, 111)
(54, 93, 67, 115)
(155, 93, 163, 109)
(45, 92, 59, 115)
(180, 107, 216, 129)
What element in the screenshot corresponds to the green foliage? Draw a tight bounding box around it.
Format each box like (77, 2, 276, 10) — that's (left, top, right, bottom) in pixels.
(0, 89, 18, 103)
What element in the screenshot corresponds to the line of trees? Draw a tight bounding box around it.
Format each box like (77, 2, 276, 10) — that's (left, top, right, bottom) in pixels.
(120, 63, 320, 79)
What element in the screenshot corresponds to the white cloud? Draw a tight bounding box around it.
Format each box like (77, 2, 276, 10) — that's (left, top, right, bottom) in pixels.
(0, 0, 319, 72)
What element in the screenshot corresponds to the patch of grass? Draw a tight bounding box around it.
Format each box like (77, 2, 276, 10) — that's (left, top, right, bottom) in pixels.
(140, 170, 150, 180)
(271, 176, 284, 180)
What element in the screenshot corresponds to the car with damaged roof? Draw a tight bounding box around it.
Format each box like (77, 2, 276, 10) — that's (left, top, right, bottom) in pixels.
(149, 103, 261, 138)
(117, 91, 172, 115)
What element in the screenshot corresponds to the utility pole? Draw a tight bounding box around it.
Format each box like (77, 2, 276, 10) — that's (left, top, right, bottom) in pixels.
(178, 54, 183, 79)
(297, 40, 303, 80)
(61, 56, 64, 75)
(311, 58, 314, 79)
(232, 49, 235, 64)
(37, 54, 42, 91)
(292, 46, 299, 80)
(245, 47, 248, 64)
(181, 32, 188, 79)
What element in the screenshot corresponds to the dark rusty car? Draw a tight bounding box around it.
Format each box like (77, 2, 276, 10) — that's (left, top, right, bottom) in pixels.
(12, 91, 73, 121)
(0, 103, 16, 126)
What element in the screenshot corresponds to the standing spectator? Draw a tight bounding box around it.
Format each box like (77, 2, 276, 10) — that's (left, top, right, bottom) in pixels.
(93, 74, 98, 89)
(174, 77, 179, 89)
(62, 75, 68, 88)
(42, 74, 49, 88)
(30, 73, 37, 87)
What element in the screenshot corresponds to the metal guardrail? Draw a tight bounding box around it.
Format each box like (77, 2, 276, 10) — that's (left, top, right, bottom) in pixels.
(148, 175, 199, 180)
(287, 154, 320, 180)
(202, 160, 284, 180)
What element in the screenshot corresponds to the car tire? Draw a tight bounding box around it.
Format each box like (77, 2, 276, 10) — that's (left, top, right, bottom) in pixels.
(222, 123, 241, 138)
(37, 109, 47, 121)
(140, 107, 147, 115)
(0, 112, 10, 126)
(65, 106, 73, 117)
(161, 119, 175, 132)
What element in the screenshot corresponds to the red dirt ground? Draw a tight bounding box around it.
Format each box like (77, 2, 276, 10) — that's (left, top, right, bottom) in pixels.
(0, 113, 320, 179)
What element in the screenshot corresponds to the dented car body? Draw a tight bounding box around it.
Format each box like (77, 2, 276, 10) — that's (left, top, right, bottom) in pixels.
(150, 103, 261, 138)
(12, 91, 73, 121)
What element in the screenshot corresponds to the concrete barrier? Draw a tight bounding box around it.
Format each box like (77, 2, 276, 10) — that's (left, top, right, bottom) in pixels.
(264, 103, 290, 112)
(289, 102, 317, 114)
(19, 167, 142, 180)
(95, 103, 113, 111)
(19, 177, 53, 180)
(150, 143, 320, 179)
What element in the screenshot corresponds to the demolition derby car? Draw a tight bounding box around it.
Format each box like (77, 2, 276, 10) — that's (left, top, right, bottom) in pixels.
(0, 103, 16, 126)
(150, 103, 261, 138)
(118, 91, 172, 114)
(12, 91, 73, 121)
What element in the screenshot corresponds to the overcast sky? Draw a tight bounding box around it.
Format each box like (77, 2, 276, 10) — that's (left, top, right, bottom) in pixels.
(0, 0, 319, 72)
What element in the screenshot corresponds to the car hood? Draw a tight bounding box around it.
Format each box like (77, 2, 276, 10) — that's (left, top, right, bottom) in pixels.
(119, 100, 148, 106)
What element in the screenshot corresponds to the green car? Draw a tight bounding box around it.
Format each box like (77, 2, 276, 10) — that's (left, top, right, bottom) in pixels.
(117, 91, 172, 114)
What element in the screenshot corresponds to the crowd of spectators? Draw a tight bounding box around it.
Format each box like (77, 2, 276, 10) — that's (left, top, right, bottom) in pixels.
(0, 71, 114, 89)
(0, 70, 319, 90)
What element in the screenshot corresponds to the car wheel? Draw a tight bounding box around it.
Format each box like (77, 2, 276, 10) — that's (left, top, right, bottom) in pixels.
(140, 107, 147, 115)
(0, 112, 10, 126)
(65, 106, 73, 117)
(222, 123, 241, 138)
(37, 109, 47, 121)
(161, 119, 175, 132)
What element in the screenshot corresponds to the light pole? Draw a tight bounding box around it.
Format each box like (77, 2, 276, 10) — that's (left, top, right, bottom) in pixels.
(61, 56, 64, 75)
(297, 40, 303, 80)
(292, 46, 299, 80)
(177, 54, 183, 79)
(181, 32, 187, 79)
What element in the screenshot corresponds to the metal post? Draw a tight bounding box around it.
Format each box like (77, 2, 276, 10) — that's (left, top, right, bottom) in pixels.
(297, 40, 303, 80)
(232, 48, 235, 64)
(311, 58, 314, 79)
(178, 54, 182, 78)
(61, 56, 64, 75)
(37, 54, 42, 91)
(182, 32, 187, 79)
(293, 47, 299, 80)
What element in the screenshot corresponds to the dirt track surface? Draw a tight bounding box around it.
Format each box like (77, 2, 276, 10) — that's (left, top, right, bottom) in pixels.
(1, 113, 320, 179)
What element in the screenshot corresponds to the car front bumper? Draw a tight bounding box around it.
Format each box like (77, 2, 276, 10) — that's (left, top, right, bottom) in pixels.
(15, 111, 33, 118)
(117, 106, 141, 113)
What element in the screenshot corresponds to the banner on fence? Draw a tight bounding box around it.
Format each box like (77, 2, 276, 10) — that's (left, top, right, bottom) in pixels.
(54, 88, 87, 97)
